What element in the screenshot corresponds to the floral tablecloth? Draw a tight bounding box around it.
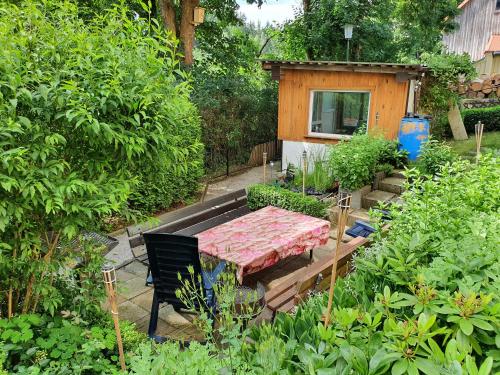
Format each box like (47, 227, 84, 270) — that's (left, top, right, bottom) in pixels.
(196, 206, 330, 283)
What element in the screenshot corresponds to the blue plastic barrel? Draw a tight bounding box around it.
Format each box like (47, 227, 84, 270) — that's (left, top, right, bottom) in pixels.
(398, 117, 430, 161)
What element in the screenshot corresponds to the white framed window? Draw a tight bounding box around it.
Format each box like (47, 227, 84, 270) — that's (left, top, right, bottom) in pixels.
(308, 90, 371, 139)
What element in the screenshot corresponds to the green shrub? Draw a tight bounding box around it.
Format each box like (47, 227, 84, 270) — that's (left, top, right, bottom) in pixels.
(0, 0, 201, 317)
(462, 106, 500, 133)
(247, 184, 328, 218)
(416, 138, 456, 175)
(328, 133, 399, 191)
(243, 156, 499, 374)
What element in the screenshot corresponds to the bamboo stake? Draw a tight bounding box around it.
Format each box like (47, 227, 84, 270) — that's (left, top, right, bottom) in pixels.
(475, 121, 484, 163)
(302, 150, 307, 197)
(263, 152, 267, 184)
(324, 192, 351, 327)
(102, 265, 126, 372)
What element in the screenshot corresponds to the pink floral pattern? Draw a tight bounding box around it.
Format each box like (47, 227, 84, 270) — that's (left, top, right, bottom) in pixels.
(196, 206, 331, 283)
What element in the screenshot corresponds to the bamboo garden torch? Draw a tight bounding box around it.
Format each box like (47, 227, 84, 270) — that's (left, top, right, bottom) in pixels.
(324, 192, 352, 327)
(263, 152, 267, 184)
(102, 265, 126, 371)
(302, 150, 308, 197)
(475, 121, 484, 163)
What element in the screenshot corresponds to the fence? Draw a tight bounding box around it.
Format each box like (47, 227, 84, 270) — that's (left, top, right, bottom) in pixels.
(205, 139, 282, 178)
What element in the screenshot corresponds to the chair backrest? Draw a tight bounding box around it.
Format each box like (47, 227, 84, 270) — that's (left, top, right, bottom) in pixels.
(143, 233, 202, 310)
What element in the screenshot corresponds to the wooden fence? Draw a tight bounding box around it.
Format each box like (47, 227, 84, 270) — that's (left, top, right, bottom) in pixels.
(247, 140, 282, 167)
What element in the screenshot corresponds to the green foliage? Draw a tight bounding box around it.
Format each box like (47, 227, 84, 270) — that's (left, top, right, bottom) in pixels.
(328, 133, 404, 191)
(193, 24, 278, 172)
(129, 341, 225, 374)
(419, 53, 476, 135)
(243, 156, 499, 374)
(416, 139, 456, 175)
(0, 0, 202, 316)
(291, 152, 336, 194)
(269, 0, 462, 63)
(462, 106, 500, 134)
(247, 184, 329, 218)
(0, 314, 148, 373)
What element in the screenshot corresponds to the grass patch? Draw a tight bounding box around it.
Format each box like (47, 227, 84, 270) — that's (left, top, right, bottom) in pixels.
(447, 131, 500, 156)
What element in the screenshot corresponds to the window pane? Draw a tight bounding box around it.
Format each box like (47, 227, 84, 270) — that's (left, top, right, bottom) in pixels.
(310, 91, 369, 136)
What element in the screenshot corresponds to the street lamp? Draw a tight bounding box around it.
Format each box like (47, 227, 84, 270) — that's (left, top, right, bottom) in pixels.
(344, 24, 354, 62)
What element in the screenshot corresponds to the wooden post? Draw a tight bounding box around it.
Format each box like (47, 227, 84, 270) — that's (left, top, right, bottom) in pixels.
(102, 265, 126, 372)
(475, 121, 484, 163)
(324, 193, 351, 327)
(448, 102, 468, 140)
(263, 152, 267, 184)
(302, 150, 307, 197)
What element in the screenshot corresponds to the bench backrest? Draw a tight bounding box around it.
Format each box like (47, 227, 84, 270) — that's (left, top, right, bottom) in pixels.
(128, 189, 247, 248)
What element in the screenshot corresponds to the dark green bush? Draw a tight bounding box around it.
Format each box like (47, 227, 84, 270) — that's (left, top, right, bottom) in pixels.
(462, 106, 500, 133)
(329, 133, 405, 191)
(416, 138, 456, 175)
(247, 184, 328, 218)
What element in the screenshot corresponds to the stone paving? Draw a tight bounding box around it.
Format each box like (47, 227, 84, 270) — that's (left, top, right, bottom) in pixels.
(112, 229, 344, 341)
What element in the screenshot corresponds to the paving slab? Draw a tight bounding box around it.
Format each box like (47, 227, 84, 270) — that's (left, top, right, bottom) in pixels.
(117, 300, 149, 323)
(117, 277, 151, 300)
(123, 261, 148, 277)
(116, 269, 137, 282)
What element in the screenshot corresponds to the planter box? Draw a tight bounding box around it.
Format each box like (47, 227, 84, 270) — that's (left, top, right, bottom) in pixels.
(340, 185, 371, 210)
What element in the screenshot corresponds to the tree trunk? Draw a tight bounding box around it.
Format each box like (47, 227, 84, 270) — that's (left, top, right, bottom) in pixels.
(179, 0, 199, 65)
(303, 0, 314, 60)
(159, 0, 177, 37)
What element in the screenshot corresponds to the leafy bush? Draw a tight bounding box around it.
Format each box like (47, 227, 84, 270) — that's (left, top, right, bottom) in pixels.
(416, 139, 456, 175)
(0, 314, 148, 373)
(0, 0, 201, 317)
(242, 156, 499, 374)
(247, 184, 328, 218)
(462, 106, 500, 134)
(328, 133, 402, 191)
(419, 53, 476, 137)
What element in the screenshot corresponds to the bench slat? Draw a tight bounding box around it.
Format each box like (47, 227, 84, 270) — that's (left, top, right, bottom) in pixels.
(127, 189, 247, 237)
(267, 286, 298, 311)
(174, 206, 252, 236)
(128, 199, 247, 248)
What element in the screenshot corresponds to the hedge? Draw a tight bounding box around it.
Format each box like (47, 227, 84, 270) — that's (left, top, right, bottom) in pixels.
(246, 184, 328, 218)
(462, 106, 500, 133)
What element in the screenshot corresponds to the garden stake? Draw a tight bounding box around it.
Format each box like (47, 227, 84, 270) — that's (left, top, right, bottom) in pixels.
(324, 192, 351, 327)
(263, 152, 267, 183)
(302, 150, 307, 196)
(102, 265, 126, 372)
(475, 121, 484, 163)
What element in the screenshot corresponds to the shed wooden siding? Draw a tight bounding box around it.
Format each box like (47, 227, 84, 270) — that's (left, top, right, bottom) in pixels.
(442, 0, 500, 62)
(277, 69, 409, 144)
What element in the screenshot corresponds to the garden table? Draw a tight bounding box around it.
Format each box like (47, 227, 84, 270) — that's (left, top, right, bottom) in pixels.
(196, 206, 331, 283)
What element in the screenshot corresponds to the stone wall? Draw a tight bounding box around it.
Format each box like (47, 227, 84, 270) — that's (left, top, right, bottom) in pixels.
(461, 98, 500, 109)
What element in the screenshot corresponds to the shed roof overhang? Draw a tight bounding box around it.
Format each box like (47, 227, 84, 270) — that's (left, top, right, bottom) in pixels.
(261, 60, 427, 81)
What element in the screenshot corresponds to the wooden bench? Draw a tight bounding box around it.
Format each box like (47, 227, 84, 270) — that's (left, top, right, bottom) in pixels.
(127, 189, 251, 283)
(127, 189, 249, 248)
(265, 236, 370, 318)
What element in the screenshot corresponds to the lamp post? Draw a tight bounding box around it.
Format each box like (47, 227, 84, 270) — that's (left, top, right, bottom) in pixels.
(343, 24, 354, 62)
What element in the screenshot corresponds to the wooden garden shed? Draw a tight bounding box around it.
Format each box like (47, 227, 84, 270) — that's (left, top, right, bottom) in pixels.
(261, 60, 426, 166)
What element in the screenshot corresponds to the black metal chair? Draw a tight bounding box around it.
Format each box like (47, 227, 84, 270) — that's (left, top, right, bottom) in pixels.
(143, 233, 218, 342)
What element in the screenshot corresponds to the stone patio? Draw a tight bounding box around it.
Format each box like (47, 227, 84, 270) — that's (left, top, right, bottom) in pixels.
(111, 228, 343, 341)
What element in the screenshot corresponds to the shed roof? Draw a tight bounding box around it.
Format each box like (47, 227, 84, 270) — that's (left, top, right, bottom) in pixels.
(485, 34, 500, 53)
(261, 60, 427, 75)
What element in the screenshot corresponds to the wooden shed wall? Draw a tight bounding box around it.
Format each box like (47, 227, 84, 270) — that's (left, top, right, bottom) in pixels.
(277, 69, 409, 144)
